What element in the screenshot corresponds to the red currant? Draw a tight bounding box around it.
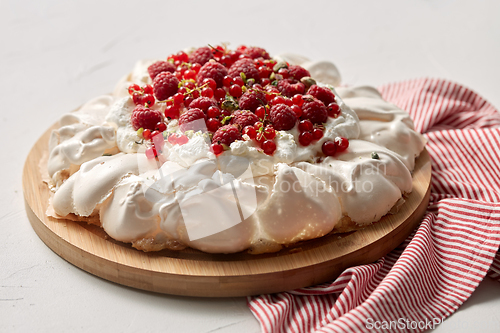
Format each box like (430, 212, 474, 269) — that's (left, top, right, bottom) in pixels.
(191, 63, 201, 73)
(262, 140, 277, 155)
(184, 96, 194, 107)
(142, 94, 155, 107)
(229, 84, 242, 98)
(177, 64, 187, 75)
(298, 119, 313, 133)
(165, 105, 180, 119)
(271, 96, 286, 106)
(183, 69, 196, 80)
(233, 76, 245, 87)
(255, 132, 266, 144)
(264, 126, 276, 140)
(173, 93, 184, 105)
(220, 55, 232, 67)
(128, 84, 140, 95)
(261, 78, 271, 87)
(312, 128, 323, 140)
(201, 87, 214, 98)
(223, 76, 233, 87)
(207, 106, 221, 118)
(328, 103, 341, 118)
(157, 122, 167, 132)
(176, 51, 189, 63)
(292, 94, 304, 106)
(211, 143, 223, 155)
(143, 85, 153, 94)
(243, 125, 257, 139)
(254, 59, 264, 67)
(202, 78, 217, 91)
(253, 121, 264, 130)
(322, 141, 337, 156)
(184, 81, 195, 90)
(143, 129, 152, 140)
(298, 132, 313, 146)
(214, 88, 226, 101)
(255, 106, 266, 120)
(335, 137, 349, 152)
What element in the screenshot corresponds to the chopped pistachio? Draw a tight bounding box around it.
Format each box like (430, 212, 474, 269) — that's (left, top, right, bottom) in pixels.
(221, 115, 233, 125)
(273, 60, 288, 72)
(221, 100, 238, 111)
(300, 76, 317, 89)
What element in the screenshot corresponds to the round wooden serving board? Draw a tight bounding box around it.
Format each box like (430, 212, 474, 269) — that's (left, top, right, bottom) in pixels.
(23, 123, 432, 297)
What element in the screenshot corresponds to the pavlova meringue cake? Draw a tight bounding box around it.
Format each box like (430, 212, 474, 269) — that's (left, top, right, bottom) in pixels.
(43, 44, 425, 254)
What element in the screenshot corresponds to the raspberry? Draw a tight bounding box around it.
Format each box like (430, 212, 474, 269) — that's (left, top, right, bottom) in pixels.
(288, 65, 310, 81)
(197, 61, 228, 88)
(152, 72, 179, 101)
(307, 85, 336, 106)
(148, 61, 176, 80)
(189, 46, 214, 65)
(130, 106, 163, 131)
(243, 46, 270, 60)
(212, 125, 242, 146)
(269, 104, 298, 131)
(301, 97, 328, 124)
(231, 110, 260, 129)
(178, 108, 206, 132)
(238, 90, 266, 112)
(188, 97, 218, 113)
(276, 79, 305, 98)
(228, 58, 259, 81)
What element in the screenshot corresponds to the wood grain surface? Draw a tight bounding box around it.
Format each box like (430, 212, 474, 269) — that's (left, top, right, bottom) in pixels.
(23, 123, 432, 297)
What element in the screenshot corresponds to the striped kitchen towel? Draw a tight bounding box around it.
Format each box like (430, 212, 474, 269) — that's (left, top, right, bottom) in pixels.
(248, 78, 500, 333)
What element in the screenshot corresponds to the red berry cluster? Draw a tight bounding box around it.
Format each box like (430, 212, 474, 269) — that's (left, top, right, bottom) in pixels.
(128, 84, 155, 107)
(321, 137, 349, 156)
(297, 119, 323, 146)
(127, 44, 348, 158)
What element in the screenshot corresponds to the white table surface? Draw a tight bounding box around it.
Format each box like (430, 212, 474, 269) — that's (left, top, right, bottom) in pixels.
(2, 0, 500, 332)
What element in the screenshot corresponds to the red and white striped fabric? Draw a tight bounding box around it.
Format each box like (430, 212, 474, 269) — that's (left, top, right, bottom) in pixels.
(247, 78, 500, 333)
